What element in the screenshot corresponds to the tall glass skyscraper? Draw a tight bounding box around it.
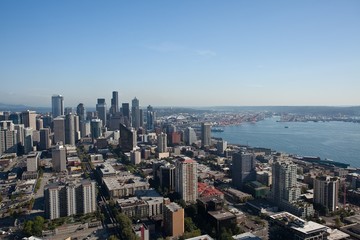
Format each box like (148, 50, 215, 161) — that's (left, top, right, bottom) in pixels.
(110, 91, 119, 115)
(52, 95, 64, 118)
(147, 105, 155, 130)
(201, 122, 211, 147)
(131, 97, 140, 129)
(96, 98, 107, 127)
(76, 103, 86, 122)
(232, 153, 256, 190)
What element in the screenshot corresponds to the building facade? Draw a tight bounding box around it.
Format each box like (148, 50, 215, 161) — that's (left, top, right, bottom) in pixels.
(146, 105, 155, 131)
(110, 91, 119, 115)
(201, 122, 211, 147)
(157, 132, 167, 153)
(184, 127, 197, 145)
(232, 153, 256, 190)
(52, 95, 64, 118)
(272, 160, 301, 204)
(131, 97, 140, 129)
(53, 117, 65, 144)
(175, 158, 198, 202)
(65, 113, 75, 145)
(163, 199, 184, 238)
(44, 180, 96, 220)
(90, 119, 102, 140)
(21, 110, 37, 129)
(96, 98, 107, 127)
(314, 176, 339, 212)
(52, 144, 66, 172)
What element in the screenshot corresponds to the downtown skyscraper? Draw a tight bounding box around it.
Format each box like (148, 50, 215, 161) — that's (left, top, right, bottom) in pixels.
(96, 98, 107, 127)
(110, 91, 119, 115)
(65, 113, 75, 145)
(201, 122, 211, 147)
(131, 97, 140, 129)
(76, 103, 86, 122)
(147, 105, 155, 131)
(52, 95, 64, 118)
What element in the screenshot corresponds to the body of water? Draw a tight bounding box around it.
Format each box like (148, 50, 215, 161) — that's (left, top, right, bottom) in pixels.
(212, 117, 360, 167)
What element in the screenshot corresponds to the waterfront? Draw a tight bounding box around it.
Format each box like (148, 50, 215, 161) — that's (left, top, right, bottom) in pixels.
(212, 117, 360, 167)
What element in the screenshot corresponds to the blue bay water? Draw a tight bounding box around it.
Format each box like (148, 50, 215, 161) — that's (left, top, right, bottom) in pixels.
(212, 117, 360, 167)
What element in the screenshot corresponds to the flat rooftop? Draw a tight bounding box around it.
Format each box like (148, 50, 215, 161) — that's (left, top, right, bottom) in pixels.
(225, 187, 252, 198)
(98, 163, 116, 175)
(270, 212, 327, 235)
(165, 202, 182, 212)
(208, 210, 235, 221)
(27, 152, 40, 158)
(232, 232, 262, 240)
(185, 235, 214, 240)
(103, 177, 149, 191)
(341, 223, 360, 238)
(117, 197, 146, 207)
(344, 214, 360, 224)
(327, 228, 350, 240)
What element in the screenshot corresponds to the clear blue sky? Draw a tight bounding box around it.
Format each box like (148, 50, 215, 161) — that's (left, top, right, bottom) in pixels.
(0, 1, 359, 107)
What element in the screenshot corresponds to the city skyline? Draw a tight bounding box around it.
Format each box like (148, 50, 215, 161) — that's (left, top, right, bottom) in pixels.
(1, 1, 359, 107)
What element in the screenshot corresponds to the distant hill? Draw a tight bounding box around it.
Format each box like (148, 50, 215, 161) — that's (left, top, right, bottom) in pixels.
(0, 103, 51, 113)
(194, 106, 360, 116)
(1, 102, 360, 116)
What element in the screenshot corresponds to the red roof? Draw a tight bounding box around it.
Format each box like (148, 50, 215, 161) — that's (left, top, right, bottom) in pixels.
(198, 182, 224, 198)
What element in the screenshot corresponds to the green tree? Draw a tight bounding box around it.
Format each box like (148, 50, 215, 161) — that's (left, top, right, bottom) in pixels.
(183, 229, 201, 239)
(23, 220, 33, 236)
(116, 213, 138, 240)
(108, 235, 119, 240)
(32, 216, 45, 236)
(184, 217, 197, 232)
(334, 216, 343, 228)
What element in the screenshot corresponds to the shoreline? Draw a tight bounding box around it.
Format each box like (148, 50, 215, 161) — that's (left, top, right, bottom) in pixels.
(212, 118, 360, 168)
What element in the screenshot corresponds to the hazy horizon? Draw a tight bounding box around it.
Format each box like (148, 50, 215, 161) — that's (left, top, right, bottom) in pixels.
(0, 101, 359, 110)
(1, 1, 359, 107)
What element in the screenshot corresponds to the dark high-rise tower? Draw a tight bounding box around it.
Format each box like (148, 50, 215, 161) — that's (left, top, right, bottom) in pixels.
(110, 91, 119, 115)
(232, 153, 256, 190)
(52, 95, 64, 118)
(119, 124, 136, 152)
(90, 119, 102, 139)
(76, 103, 86, 122)
(147, 105, 155, 131)
(96, 98, 107, 127)
(201, 122, 211, 147)
(121, 103, 130, 127)
(65, 113, 75, 145)
(131, 97, 140, 129)
(39, 128, 51, 150)
(121, 103, 130, 119)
